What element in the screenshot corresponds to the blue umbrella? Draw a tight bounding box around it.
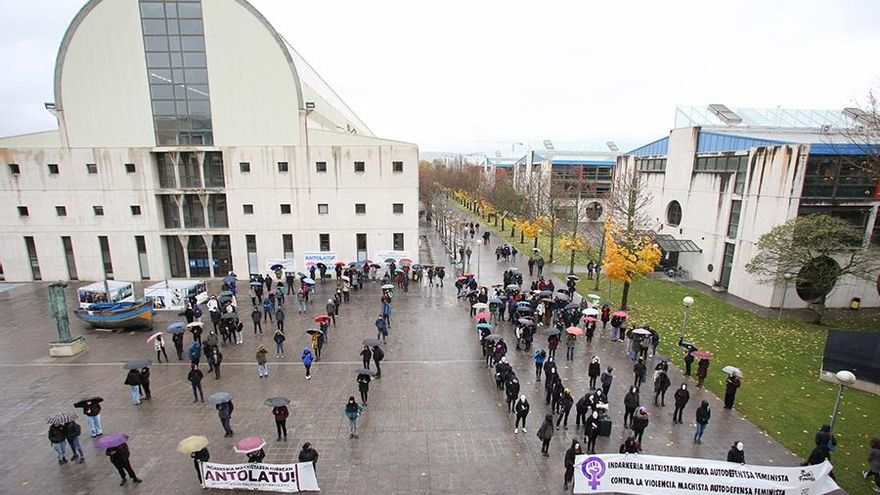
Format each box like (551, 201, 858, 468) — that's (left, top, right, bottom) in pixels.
(167, 322, 185, 331)
(222, 275, 236, 285)
(412, 263, 423, 270)
(249, 281, 262, 286)
(476, 323, 492, 330)
(516, 301, 530, 308)
(166, 326, 185, 335)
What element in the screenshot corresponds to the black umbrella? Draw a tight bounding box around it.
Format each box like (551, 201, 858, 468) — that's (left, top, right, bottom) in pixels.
(355, 369, 377, 377)
(566, 275, 580, 281)
(263, 397, 290, 407)
(220, 312, 236, 320)
(123, 358, 152, 370)
(316, 263, 327, 270)
(207, 392, 231, 405)
(362, 338, 381, 347)
(542, 328, 561, 336)
(306, 328, 324, 336)
(539, 290, 553, 297)
(73, 397, 104, 408)
(270, 264, 284, 271)
(485, 334, 502, 341)
(564, 303, 579, 310)
(516, 307, 534, 314)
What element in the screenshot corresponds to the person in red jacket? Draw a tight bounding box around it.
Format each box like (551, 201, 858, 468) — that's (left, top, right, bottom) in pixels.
(273, 405, 289, 441)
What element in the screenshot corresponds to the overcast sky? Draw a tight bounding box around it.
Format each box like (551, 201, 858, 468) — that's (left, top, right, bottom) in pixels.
(2, 0, 879, 153)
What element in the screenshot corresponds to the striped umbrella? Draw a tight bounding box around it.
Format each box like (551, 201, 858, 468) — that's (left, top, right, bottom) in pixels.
(47, 411, 78, 425)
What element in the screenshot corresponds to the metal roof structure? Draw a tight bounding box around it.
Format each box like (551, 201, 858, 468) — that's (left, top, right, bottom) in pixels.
(655, 234, 702, 253)
(674, 105, 860, 130)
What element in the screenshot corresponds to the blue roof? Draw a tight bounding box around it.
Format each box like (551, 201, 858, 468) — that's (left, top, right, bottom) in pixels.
(697, 131, 786, 153)
(551, 159, 615, 166)
(808, 142, 880, 155)
(627, 137, 668, 157)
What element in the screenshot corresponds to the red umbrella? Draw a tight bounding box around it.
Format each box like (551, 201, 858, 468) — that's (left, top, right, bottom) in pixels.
(473, 312, 491, 320)
(456, 276, 468, 282)
(399, 258, 413, 265)
(463, 272, 476, 277)
(692, 350, 713, 359)
(565, 326, 584, 336)
(314, 315, 330, 323)
(335, 261, 346, 267)
(233, 436, 266, 454)
(305, 261, 317, 267)
(364, 259, 373, 265)
(582, 316, 597, 322)
(613, 310, 628, 318)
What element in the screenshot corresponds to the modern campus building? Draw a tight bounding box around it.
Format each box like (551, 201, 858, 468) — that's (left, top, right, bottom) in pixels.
(0, 0, 419, 283)
(618, 105, 880, 309)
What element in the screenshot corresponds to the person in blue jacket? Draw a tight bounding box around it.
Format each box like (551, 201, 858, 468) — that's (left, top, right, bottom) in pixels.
(301, 346, 314, 380)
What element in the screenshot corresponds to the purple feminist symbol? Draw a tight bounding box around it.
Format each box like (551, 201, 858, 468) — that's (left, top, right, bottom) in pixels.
(580, 456, 607, 490)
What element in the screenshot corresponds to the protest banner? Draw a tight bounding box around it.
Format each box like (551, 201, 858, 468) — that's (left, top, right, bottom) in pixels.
(373, 250, 414, 264)
(200, 461, 319, 493)
(303, 251, 338, 266)
(573, 454, 839, 495)
(265, 258, 296, 274)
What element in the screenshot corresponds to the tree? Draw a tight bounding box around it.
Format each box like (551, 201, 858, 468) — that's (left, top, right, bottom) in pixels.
(603, 168, 661, 309)
(745, 214, 880, 323)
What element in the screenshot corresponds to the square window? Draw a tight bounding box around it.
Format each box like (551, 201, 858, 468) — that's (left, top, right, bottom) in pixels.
(130, 205, 142, 216)
(47, 164, 59, 175)
(316, 161, 327, 173)
(93, 205, 104, 216)
(354, 161, 365, 173)
(86, 163, 98, 174)
(393, 161, 404, 172)
(280, 204, 291, 214)
(56, 206, 67, 216)
(355, 203, 366, 214)
(393, 203, 404, 214)
(125, 163, 136, 173)
(393, 233, 404, 251)
(277, 161, 289, 172)
(318, 204, 329, 215)
(239, 162, 250, 173)
(17, 206, 28, 217)
(319, 233, 331, 251)
(9, 163, 20, 175)
(243, 204, 254, 215)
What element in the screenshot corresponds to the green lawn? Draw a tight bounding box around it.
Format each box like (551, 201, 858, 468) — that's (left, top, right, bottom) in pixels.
(573, 275, 880, 495)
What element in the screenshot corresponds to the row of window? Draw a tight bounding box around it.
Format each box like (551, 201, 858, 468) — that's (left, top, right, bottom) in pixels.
(8, 162, 137, 176)
(242, 203, 406, 216)
(636, 158, 667, 172)
(22, 234, 123, 281)
(240, 161, 406, 174)
(666, 198, 743, 240)
(694, 154, 748, 194)
(17, 205, 142, 218)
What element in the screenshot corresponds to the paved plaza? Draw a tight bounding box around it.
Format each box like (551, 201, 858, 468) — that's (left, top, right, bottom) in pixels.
(0, 223, 805, 495)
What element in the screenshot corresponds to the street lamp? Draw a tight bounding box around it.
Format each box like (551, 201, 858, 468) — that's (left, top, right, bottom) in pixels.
(778, 273, 794, 318)
(679, 296, 695, 342)
(829, 370, 856, 431)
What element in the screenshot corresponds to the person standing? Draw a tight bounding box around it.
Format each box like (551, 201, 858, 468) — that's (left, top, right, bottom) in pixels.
(272, 328, 286, 359)
(556, 388, 574, 430)
(357, 373, 371, 406)
(80, 400, 103, 437)
(138, 366, 152, 401)
(256, 345, 269, 378)
(372, 345, 385, 379)
(296, 290, 307, 314)
(563, 439, 583, 491)
(48, 423, 68, 464)
(588, 356, 601, 389)
(672, 384, 690, 424)
(124, 368, 142, 405)
(360, 346, 372, 370)
(172, 331, 185, 360)
(154, 334, 169, 363)
(631, 407, 649, 447)
(301, 346, 314, 380)
(376, 315, 388, 344)
(696, 358, 710, 388)
(188, 364, 204, 402)
(505, 375, 520, 413)
(64, 420, 85, 464)
(514, 395, 530, 433)
(726, 441, 746, 464)
(633, 358, 646, 388)
(209, 348, 223, 380)
(724, 373, 741, 409)
(275, 307, 285, 333)
(537, 414, 554, 457)
(263, 296, 274, 323)
(298, 443, 319, 471)
(192, 447, 210, 485)
(862, 437, 880, 492)
(326, 299, 337, 327)
(585, 411, 601, 454)
(217, 400, 234, 437)
(534, 349, 546, 381)
(653, 369, 671, 407)
(683, 350, 694, 376)
(564, 332, 577, 361)
(623, 386, 639, 429)
(251, 306, 263, 335)
(344, 396, 364, 439)
(273, 404, 289, 441)
(106, 442, 142, 486)
(600, 367, 614, 398)
(694, 400, 711, 444)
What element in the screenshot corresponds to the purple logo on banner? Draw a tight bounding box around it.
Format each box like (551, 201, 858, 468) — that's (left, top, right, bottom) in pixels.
(580, 456, 607, 490)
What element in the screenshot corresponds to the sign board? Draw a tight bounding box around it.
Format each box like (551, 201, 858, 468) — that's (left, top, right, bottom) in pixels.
(265, 258, 296, 274)
(200, 461, 319, 493)
(302, 251, 338, 266)
(573, 454, 839, 495)
(373, 250, 414, 264)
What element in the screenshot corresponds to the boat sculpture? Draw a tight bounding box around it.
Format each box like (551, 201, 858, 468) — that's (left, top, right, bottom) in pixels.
(73, 301, 154, 329)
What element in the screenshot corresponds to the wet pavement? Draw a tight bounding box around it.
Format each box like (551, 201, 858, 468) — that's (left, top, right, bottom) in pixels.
(0, 221, 802, 495)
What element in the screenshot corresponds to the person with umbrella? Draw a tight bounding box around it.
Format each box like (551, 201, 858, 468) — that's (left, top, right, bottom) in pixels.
(266, 398, 289, 441)
(64, 418, 85, 464)
(124, 367, 142, 405)
(696, 357, 711, 388)
(213, 396, 234, 437)
(357, 371, 372, 406)
(724, 371, 742, 409)
(75, 398, 103, 437)
(48, 419, 68, 464)
(172, 329, 185, 360)
(178, 436, 210, 484)
(318, 317, 331, 344)
(273, 328, 286, 359)
(103, 438, 142, 486)
(301, 346, 314, 380)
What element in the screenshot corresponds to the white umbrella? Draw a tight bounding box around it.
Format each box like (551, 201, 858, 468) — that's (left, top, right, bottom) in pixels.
(472, 303, 489, 310)
(581, 308, 599, 316)
(586, 293, 601, 301)
(186, 321, 204, 328)
(631, 328, 651, 336)
(146, 331, 163, 343)
(722, 366, 743, 377)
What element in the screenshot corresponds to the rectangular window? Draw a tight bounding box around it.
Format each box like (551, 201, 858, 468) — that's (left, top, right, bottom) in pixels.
(280, 204, 291, 214)
(131, 205, 142, 216)
(98, 236, 114, 279)
(727, 200, 742, 239)
(125, 163, 137, 173)
(48, 163, 59, 175)
(246, 234, 258, 275)
(354, 161, 365, 173)
(17, 206, 29, 217)
(62, 236, 78, 280)
(56, 206, 67, 216)
(93, 205, 104, 216)
(160, 195, 181, 228)
(318, 204, 329, 215)
(392, 161, 404, 173)
(316, 161, 327, 173)
(277, 161, 289, 172)
(239, 162, 250, 173)
(207, 194, 228, 227)
(24, 236, 41, 280)
(86, 163, 98, 174)
(204, 151, 225, 187)
(135, 235, 150, 279)
(393, 233, 404, 251)
(356, 233, 367, 251)
(355, 203, 366, 214)
(393, 203, 404, 214)
(243, 204, 254, 215)
(319, 234, 331, 251)
(283, 234, 294, 260)
(8, 163, 20, 175)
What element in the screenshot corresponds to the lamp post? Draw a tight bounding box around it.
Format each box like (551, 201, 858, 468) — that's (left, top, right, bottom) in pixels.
(829, 370, 856, 431)
(778, 273, 794, 318)
(679, 296, 695, 342)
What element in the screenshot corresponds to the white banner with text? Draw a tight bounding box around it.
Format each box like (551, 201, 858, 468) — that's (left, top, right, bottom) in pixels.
(302, 251, 338, 266)
(200, 462, 320, 493)
(573, 454, 839, 495)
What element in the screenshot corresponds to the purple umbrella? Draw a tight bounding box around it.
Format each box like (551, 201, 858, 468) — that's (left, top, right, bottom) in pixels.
(95, 433, 129, 449)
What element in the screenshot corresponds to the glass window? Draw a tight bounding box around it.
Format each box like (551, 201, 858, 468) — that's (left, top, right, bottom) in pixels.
(277, 161, 289, 172)
(18, 206, 29, 217)
(208, 194, 228, 227)
(136, 235, 149, 279)
(666, 200, 682, 226)
(24, 236, 41, 280)
(131, 205, 142, 215)
(142, 19, 167, 35)
(393, 161, 403, 172)
(164, 2, 177, 17)
(56, 206, 67, 216)
(393, 233, 404, 251)
(146, 52, 170, 68)
(139, 2, 165, 18)
(204, 152, 225, 187)
(177, 152, 201, 187)
(169, 52, 183, 68)
(98, 236, 114, 279)
(239, 162, 251, 173)
(280, 204, 292, 214)
(727, 200, 742, 238)
(318, 204, 329, 214)
(188, 100, 211, 115)
(62, 236, 78, 280)
(161, 195, 180, 228)
(243, 204, 254, 215)
(393, 203, 404, 214)
(212, 235, 233, 275)
(152, 100, 175, 115)
(182, 195, 205, 228)
(178, 2, 202, 18)
(47, 163, 59, 175)
(316, 162, 327, 172)
(165, 236, 187, 278)
(86, 163, 98, 174)
(8, 163, 20, 175)
(168, 35, 181, 52)
(183, 52, 206, 67)
(283, 234, 294, 259)
(166, 19, 179, 35)
(354, 161, 365, 173)
(187, 236, 210, 277)
(355, 203, 366, 214)
(319, 234, 331, 251)
(144, 35, 169, 51)
(180, 36, 205, 51)
(150, 84, 173, 99)
(179, 19, 203, 35)
(93, 205, 104, 216)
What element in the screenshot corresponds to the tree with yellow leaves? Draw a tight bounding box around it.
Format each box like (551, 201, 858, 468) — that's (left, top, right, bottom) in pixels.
(603, 169, 662, 309)
(517, 219, 541, 248)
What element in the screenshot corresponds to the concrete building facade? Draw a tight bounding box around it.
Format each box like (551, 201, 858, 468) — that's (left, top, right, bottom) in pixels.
(0, 0, 418, 283)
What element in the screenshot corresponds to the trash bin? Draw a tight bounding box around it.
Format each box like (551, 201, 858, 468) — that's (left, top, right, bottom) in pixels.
(850, 297, 861, 310)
